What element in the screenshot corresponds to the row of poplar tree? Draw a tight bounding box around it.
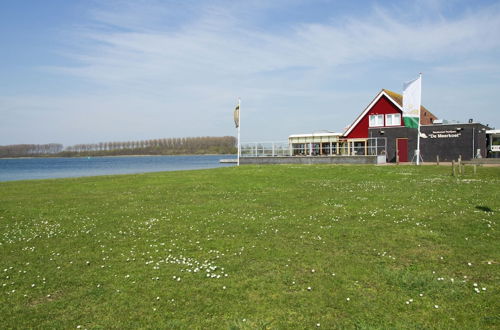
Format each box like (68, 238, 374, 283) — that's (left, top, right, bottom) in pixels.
(0, 136, 236, 157)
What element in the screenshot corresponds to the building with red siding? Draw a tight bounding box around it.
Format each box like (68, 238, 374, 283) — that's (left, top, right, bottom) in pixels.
(287, 88, 496, 162)
(343, 89, 437, 139)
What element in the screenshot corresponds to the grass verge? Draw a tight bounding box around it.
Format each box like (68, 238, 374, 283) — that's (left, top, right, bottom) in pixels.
(0, 165, 499, 328)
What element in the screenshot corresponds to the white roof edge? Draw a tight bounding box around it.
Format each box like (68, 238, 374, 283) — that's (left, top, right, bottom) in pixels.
(486, 129, 500, 134)
(289, 132, 342, 138)
(421, 123, 492, 127)
(343, 90, 402, 137)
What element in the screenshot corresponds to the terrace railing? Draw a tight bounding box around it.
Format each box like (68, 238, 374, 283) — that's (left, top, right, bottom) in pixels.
(241, 141, 291, 157)
(240, 137, 387, 158)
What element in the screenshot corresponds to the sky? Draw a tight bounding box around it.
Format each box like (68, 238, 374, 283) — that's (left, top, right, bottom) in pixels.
(1, 0, 499, 146)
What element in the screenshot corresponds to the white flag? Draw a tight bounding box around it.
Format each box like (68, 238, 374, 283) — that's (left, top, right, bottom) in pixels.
(402, 75, 421, 128)
(233, 104, 240, 128)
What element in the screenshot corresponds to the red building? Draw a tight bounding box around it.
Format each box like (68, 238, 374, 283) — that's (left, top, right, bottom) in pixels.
(343, 89, 437, 139)
(286, 88, 492, 163)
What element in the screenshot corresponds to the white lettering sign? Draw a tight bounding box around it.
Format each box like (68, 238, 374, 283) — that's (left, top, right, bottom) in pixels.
(427, 130, 462, 139)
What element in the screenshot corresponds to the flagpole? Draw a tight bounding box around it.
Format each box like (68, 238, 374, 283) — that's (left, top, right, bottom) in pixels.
(237, 98, 241, 166)
(416, 73, 422, 165)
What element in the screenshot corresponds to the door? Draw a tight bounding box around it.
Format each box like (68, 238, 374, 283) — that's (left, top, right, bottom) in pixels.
(396, 138, 408, 162)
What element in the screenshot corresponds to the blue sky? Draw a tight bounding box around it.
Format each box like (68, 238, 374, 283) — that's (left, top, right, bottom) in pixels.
(1, 0, 499, 145)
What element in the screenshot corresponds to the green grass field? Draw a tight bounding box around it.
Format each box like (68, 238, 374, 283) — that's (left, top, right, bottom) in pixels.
(1, 165, 499, 329)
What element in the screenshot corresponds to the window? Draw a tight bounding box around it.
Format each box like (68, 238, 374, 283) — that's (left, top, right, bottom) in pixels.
(369, 114, 384, 127)
(386, 113, 401, 126)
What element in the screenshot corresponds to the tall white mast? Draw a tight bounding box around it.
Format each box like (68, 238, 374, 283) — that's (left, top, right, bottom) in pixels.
(416, 73, 422, 165)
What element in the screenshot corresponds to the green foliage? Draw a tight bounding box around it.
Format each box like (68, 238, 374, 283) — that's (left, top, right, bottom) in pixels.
(0, 136, 237, 158)
(0, 165, 498, 328)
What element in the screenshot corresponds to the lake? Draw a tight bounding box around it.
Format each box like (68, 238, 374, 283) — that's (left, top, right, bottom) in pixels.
(0, 155, 236, 182)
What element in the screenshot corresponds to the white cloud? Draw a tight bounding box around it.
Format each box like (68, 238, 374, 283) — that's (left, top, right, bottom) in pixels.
(2, 1, 500, 144)
(57, 2, 500, 84)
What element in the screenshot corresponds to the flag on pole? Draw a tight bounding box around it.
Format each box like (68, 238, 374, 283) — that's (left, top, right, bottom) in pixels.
(233, 104, 240, 128)
(234, 99, 241, 166)
(402, 75, 421, 128)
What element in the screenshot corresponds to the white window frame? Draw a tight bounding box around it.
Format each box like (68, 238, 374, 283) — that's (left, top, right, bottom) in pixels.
(369, 114, 384, 127)
(385, 113, 401, 126)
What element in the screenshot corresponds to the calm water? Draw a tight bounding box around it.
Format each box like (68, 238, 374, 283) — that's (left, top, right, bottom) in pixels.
(0, 155, 236, 182)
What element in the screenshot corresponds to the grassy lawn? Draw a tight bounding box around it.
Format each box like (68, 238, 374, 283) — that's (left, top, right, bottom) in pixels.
(0, 165, 498, 329)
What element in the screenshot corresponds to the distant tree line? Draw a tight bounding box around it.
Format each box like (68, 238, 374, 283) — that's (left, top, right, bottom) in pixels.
(0, 144, 64, 157)
(0, 136, 236, 158)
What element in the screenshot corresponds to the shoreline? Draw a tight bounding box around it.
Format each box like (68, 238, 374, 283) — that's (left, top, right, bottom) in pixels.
(0, 153, 237, 160)
(0, 154, 238, 182)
